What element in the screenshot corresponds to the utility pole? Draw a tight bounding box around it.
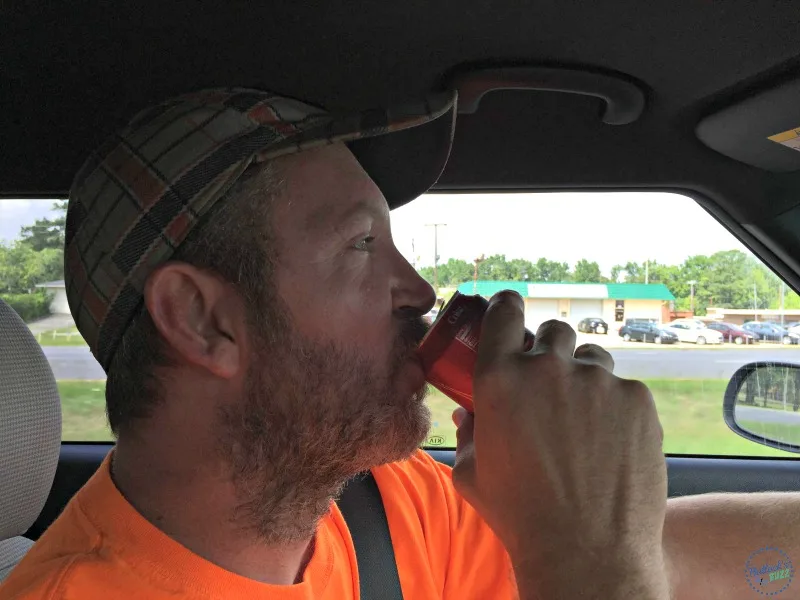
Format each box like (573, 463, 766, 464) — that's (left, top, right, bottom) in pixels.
(425, 223, 447, 293)
(473, 254, 485, 294)
(781, 281, 786, 326)
(688, 280, 698, 314)
(753, 283, 758, 321)
(411, 238, 416, 269)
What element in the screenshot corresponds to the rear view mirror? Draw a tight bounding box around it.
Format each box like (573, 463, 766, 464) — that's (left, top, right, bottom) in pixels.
(724, 362, 800, 454)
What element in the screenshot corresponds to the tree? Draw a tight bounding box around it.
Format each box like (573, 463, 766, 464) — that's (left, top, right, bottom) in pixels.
(534, 258, 571, 282)
(573, 259, 604, 283)
(19, 200, 68, 252)
(777, 290, 800, 310)
(418, 258, 473, 288)
(413, 249, 797, 316)
(507, 258, 536, 281)
(478, 254, 515, 281)
(0, 242, 63, 294)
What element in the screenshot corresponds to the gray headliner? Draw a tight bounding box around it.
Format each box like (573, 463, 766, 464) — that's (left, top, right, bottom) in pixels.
(3, 1, 800, 286)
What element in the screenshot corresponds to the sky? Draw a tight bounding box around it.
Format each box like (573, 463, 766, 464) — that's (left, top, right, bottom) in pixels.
(389, 191, 750, 275)
(0, 199, 62, 243)
(1, 192, 751, 277)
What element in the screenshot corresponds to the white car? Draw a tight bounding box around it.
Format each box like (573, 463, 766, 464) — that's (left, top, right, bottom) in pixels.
(675, 318, 709, 329)
(423, 307, 439, 324)
(662, 321, 724, 345)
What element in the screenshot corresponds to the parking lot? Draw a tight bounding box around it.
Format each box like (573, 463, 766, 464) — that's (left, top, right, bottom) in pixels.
(574, 330, 784, 350)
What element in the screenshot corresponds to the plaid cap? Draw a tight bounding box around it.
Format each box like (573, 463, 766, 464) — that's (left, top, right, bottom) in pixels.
(65, 88, 457, 372)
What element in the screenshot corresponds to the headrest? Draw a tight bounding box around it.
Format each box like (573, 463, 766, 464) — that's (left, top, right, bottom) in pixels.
(0, 300, 61, 541)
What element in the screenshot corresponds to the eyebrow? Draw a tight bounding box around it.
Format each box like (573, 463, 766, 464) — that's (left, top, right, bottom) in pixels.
(304, 200, 386, 232)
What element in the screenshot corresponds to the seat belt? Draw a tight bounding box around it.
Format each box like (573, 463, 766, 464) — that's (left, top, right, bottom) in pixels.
(337, 471, 404, 600)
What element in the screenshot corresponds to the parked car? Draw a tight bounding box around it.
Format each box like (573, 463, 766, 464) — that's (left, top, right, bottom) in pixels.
(423, 307, 439, 325)
(619, 322, 678, 344)
(661, 321, 724, 345)
(670, 318, 709, 329)
(742, 322, 800, 344)
(783, 321, 800, 335)
(705, 321, 757, 344)
(625, 318, 658, 326)
(577, 317, 608, 334)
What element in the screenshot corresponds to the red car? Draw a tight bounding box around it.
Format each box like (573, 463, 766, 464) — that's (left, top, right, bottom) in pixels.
(705, 321, 757, 344)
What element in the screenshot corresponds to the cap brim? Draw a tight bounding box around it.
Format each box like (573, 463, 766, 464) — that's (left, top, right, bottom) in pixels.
(347, 98, 456, 210)
(249, 91, 457, 211)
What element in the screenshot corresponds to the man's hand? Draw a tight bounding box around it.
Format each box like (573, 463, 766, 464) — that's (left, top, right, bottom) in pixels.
(451, 291, 671, 599)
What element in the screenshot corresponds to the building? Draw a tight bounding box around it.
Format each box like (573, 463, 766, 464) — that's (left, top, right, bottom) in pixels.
(704, 307, 800, 326)
(457, 281, 676, 330)
(34, 280, 70, 314)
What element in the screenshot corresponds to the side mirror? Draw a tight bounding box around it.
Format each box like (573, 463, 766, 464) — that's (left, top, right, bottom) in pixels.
(724, 362, 800, 453)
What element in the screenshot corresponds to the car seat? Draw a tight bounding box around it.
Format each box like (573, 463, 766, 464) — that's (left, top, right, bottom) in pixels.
(0, 299, 61, 581)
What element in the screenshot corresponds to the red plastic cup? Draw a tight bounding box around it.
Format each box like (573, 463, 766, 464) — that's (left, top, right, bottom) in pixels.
(417, 291, 534, 413)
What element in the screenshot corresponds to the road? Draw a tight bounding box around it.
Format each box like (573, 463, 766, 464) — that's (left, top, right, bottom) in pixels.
(42, 345, 800, 381)
(43, 346, 106, 380)
(737, 405, 800, 425)
(611, 347, 800, 379)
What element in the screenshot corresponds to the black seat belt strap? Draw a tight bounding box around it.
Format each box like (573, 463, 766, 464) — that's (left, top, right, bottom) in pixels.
(337, 471, 404, 600)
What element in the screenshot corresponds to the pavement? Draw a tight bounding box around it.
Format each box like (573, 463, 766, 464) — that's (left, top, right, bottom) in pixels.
(42, 346, 105, 380)
(610, 347, 800, 380)
(737, 405, 800, 426)
(41, 343, 800, 382)
(26, 314, 76, 334)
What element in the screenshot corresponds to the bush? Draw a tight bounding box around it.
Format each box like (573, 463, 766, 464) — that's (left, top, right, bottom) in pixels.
(1, 291, 52, 323)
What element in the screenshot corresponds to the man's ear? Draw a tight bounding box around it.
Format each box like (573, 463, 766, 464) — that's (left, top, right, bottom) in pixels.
(143, 263, 243, 378)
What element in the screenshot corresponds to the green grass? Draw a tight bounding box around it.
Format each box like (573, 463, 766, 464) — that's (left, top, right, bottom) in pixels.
(37, 326, 87, 347)
(57, 378, 799, 456)
(58, 380, 112, 441)
(738, 419, 800, 447)
(424, 379, 799, 457)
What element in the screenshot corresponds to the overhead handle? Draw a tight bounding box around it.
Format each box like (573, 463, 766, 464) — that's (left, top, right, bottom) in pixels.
(451, 67, 646, 125)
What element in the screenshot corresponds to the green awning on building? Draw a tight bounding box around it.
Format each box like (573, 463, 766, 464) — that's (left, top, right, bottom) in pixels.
(457, 281, 675, 301)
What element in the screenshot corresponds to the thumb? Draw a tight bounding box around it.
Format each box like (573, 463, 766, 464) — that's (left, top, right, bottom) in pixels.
(452, 406, 470, 428)
(452, 408, 477, 499)
(453, 408, 474, 453)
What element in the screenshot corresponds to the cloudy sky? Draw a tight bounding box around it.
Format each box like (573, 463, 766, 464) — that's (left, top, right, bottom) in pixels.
(1, 200, 62, 243)
(2, 192, 751, 276)
(390, 191, 750, 274)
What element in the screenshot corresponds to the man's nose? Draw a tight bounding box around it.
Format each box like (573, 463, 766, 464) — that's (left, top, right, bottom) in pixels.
(393, 251, 437, 315)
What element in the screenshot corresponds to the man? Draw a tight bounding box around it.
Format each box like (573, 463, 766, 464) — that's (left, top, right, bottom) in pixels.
(1, 88, 798, 600)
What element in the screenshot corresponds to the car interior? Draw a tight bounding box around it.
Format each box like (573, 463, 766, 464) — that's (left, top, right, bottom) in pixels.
(4, 1, 800, 592)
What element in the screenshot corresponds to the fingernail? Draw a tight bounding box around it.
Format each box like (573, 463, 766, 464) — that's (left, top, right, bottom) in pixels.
(490, 290, 524, 311)
(452, 408, 466, 427)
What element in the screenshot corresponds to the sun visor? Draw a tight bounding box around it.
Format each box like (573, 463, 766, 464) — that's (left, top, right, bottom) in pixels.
(696, 78, 800, 173)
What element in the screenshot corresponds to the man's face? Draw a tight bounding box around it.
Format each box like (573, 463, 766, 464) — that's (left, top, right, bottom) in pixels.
(218, 144, 437, 541)
(272, 143, 436, 404)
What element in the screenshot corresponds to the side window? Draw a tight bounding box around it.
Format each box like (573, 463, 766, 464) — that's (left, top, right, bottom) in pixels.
(390, 192, 800, 457)
(1, 199, 110, 442)
(6, 194, 800, 457)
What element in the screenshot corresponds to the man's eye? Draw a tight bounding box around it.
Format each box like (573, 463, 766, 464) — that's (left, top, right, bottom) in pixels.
(353, 236, 376, 251)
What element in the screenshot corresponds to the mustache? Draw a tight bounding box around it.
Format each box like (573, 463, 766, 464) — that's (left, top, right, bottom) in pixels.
(401, 313, 430, 344)
(394, 311, 430, 358)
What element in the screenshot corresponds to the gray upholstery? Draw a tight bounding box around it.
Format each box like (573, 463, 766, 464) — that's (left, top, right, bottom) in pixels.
(0, 537, 33, 582)
(0, 300, 61, 581)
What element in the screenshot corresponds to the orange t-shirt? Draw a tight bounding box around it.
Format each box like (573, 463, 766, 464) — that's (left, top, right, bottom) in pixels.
(0, 450, 517, 599)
